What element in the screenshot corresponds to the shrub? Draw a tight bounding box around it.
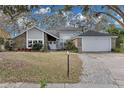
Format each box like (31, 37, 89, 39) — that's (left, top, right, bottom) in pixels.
(32, 42, 43, 51)
(65, 41, 78, 53)
(40, 79, 47, 88)
(0, 37, 4, 45)
(116, 35, 124, 48)
(40, 45, 48, 52)
(112, 48, 124, 53)
(5, 40, 15, 51)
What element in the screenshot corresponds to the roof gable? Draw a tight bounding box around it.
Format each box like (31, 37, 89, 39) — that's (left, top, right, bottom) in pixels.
(13, 26, 59, 39)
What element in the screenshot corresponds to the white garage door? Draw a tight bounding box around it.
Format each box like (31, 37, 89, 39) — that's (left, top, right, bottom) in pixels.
(82, 36, 111, 52)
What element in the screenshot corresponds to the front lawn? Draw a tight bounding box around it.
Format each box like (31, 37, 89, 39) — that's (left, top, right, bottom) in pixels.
(0, 52, 82, 83)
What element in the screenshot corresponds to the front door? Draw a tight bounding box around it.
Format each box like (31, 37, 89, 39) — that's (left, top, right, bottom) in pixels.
(48, 41, 57, 50)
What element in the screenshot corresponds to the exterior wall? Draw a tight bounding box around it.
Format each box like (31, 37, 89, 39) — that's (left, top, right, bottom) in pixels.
(27, 28, 44, 40)
(73, 38, 82, 52)
(59, 32, 80, 49)
(82, 36, 111, 52)
(13, 32, 26, 49)
(26, 28, 44, 48)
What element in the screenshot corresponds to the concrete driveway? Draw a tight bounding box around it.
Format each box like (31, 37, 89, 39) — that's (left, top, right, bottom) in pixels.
(79, 53, 124, 88)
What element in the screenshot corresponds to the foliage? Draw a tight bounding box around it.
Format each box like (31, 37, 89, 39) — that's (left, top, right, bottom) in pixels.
(61, 11, 110, 31)
(0, 37, 4, 45)
(65, 41, 78, 53)
(40, 45, 49, 52)
(0, 6, 38, 35)
(5, 40, 15, 51)
(120, 29, 124, 35)
(107, 24, 120, 35)
(40, 79, 47, 88)
(116, 35, 124, 48)
(64, 5, 124, 28)
(0, 6, 38, 19)
(38, 14, 67, 30)
(112, 48, 124, 53)
(32, 42, 43, 51)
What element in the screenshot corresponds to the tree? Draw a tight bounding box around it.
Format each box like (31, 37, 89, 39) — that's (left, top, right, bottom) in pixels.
(107, 24, 120, 35)
(62, 11, 110, 31)
(64, 5, 124, 28)
(37, 14, 67, 30)
(0, 5, 38, 35)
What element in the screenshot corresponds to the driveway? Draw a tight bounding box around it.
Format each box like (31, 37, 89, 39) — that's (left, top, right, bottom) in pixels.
(79, 53, 124, 88)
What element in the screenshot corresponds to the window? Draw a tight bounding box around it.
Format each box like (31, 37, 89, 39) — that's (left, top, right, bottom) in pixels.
(39, 40, 42, 44)
(28, 40, 32, 44)
(33, 40, 37, 44)
(28, 40, 43, 48)
(28, 43, 32, 47)
(53, 41, 56, 44)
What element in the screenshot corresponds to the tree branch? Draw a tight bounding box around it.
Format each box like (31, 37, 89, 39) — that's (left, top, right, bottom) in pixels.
(95, 12, 124, 28)
(106, 5, 124, 19)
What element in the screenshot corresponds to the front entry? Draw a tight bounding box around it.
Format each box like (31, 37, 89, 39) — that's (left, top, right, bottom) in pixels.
(48, 41, 57, 50)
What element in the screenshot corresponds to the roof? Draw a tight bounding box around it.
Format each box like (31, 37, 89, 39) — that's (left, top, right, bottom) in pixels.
(47, 27, 82, 36)
(13, 26, 59, 39)
(78, 30, 111, 36)
(0, 29, 10, 39)
(53, 26, 82, 31)
(46, 30, 60, 38)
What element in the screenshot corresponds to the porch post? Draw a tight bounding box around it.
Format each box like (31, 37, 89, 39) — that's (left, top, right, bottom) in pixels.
(44, 33, 48, 51)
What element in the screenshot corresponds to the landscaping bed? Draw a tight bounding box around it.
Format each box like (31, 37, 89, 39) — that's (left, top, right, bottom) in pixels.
(0, 52, 82, 83)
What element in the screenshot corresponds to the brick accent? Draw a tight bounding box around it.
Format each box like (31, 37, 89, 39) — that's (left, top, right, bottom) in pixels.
(73, 38, 82, 52)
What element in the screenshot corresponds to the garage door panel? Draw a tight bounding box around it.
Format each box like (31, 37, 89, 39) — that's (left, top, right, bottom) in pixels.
(82, 37, 111, 52)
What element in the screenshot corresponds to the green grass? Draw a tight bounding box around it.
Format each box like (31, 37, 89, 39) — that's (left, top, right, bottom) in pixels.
(0, 52, 82, 83)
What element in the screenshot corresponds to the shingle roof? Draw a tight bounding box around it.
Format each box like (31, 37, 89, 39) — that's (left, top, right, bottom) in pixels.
(79, 31, 111, 36)
(46, 30, 60, 38)
(53, 27, 82, 31)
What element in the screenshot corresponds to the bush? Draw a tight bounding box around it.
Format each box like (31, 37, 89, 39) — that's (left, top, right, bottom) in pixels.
(40, 45, 49, 52)
(5, 40, 15, 51)
(40, 79, 47, 88)
(116, 35, 124, 48)
(32, 42, 43, 51)
(112, 48, 124, 53)
(65, 41, 78, 53)
(0, 37, 4, 45)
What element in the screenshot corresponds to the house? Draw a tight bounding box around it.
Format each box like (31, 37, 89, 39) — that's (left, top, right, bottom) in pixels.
(12, 26, 82, 50)
(49, 27, 82, 49)
(13, 26, 117, 52)
(73, 30, 117, 52)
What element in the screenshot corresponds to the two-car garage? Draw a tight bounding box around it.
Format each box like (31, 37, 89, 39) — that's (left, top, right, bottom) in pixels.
(82, 36, 111, 52)
(74, 31, 114, 52)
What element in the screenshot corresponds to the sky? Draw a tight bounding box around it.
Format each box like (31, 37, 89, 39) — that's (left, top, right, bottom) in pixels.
(2, 5, 123, 36)
(31, 5, 122, 28)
